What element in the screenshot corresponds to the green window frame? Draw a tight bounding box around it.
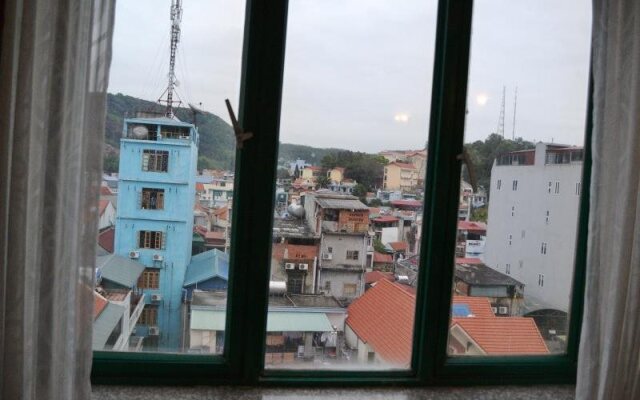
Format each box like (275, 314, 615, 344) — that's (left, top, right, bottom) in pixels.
(92, 0, 592, 386)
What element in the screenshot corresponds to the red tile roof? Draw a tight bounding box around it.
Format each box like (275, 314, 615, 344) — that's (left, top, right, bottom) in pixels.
(213, 206, 229, 220)
(372, 216, 399, 223)
(390, 199, 422, 208)
(306, 166, 322, 171)
(195, 183, 205, 192)
(98, 200, 110, 216)
(205, 231, 225, 240)
(94, 293, 108, 319)
(100, 185, 113, 196)
(457, 221, 487, 232)
(452, 296, 495, 318)
(98, 227, 115, 253)
(346, 280, 415, 366)
(388, 241, 408, 251)
(271, 243, 319, 262)
(194, 225, 208, 236)
(388, 162, 416, 169)
(365, 270, 394, 284)
(455, 257, 483, 265)
(373, 252, 393, 264)
(451, 317, 549, 355)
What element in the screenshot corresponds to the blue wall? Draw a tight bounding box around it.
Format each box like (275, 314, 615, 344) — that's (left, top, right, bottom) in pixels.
(114, 117, 198, 351)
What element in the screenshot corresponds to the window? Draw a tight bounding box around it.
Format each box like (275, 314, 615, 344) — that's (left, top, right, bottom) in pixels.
(343, 283, 357, 297)
(576, 182, 582, 195)
(555, 181, 560, 194)
(327, 246, 333, 253)
(138, 268, 160, 289)
(141, 188, 164, 210)
(538, 274, 545, 287)
(93, 0, 592, 387)
(511, 206, 515, 217)
(346, 250, 359, 260)
(548, 181, 552, 193)
(512, 180, 518, 191)
(138, 231, 164, 250)
(521, 230, 525, 239)
(508, 234, 512, 246)
(541, 242, 548, 255)
(505, 264, 511, 275)
(286, 272, 304, 294)
(142, 150, 169, 172)
(546, 210, 550, 224)
(497, 179, 502, 190)
(138, 306, 158, 325)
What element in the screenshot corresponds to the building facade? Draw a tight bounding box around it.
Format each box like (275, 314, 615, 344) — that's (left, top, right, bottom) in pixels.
(114, 116, 198, 350)
(383, 162, 418, 191)
(483, 142, 584, 314)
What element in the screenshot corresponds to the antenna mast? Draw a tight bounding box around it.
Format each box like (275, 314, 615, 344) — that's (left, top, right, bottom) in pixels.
(497, 85, 506, 137)
(512, 86, 518, 140)
(159, 0, 183, 118)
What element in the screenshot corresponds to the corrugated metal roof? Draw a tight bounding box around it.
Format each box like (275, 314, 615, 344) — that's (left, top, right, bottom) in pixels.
(183, 249, 229, 287)
(315, 197, 369, 210)
(190, 310, 333, 332)
(92, 302, 125, 350)
(97, 254, 146, 288)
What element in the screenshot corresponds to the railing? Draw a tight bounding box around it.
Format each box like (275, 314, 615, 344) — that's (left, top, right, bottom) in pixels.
(129, 293, 145, 333)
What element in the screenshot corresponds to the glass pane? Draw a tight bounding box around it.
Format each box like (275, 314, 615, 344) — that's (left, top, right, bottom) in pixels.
(95, 0, 245, 353)
(266, 0, 437, 370)
(447, 0, 591, 356)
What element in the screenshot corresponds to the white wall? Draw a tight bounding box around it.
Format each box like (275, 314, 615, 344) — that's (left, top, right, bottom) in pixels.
(483, 143, 583, 312)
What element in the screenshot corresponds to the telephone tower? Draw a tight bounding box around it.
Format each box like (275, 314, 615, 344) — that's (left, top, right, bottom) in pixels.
(496, 86, 506, 137)
(158, 0, 183, 118)
(512, 86, 518, 140)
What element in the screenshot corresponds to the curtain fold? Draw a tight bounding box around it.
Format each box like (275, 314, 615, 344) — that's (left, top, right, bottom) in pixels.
(0, 1, 115, 399)
(576, 0, 640, 399)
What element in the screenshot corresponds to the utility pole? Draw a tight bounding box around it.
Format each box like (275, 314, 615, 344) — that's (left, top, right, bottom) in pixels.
(159, 0, 183, 118)
(512, 86, 518, 140)
(497, 86, 506, 137)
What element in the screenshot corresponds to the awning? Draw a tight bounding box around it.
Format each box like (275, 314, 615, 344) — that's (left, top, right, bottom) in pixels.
(190, 310, 333, 332)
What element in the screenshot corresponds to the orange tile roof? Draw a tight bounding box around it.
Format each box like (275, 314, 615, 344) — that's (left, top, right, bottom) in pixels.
(455, 257, 483, 265)
(272, 243, 318, 262)
(205, 231, 225, 240)
(213, 206, 229, 220)
(388, 241, 408, 251)
(94, 293, 108, 319)
(458, 221, 487, 232)
(388, 162, 416, 169)
(372, 252, 393, 264)
(100, 185, 113, 195)
(451, 296, 495, 318)
(346, 280, 415, 366)
(451, 317, 549, 355)
(372, 216, 399, 223)
(365, 270, 394, 284)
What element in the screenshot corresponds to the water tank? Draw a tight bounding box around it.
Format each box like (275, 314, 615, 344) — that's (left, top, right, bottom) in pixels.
(287, 203, 305, 218)
(269, 281, 287, 295)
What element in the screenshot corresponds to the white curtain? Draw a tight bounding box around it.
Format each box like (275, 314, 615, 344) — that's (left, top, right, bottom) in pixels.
(0, 1, 115, 399)
(576, 0, 640, 398)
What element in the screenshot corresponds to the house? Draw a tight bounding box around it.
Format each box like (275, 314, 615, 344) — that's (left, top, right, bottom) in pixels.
(183, 249, 229, 300)
(345, 279, 415, 367)
(301, 166, 323, 181)
(457, 220, 487, 258)
(113, 116, 199, 350)
(483, 143, 584, 316)
(98, 199, 116, 230)
(371, 252, 394, 272)
(383, 162, 418, 191)
(327, 167, 345, 184)
(271, 243, 319, 294)
(303, 191, 370, 301)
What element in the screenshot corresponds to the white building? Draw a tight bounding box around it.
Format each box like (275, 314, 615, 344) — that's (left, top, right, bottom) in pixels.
(483, 142, 584, 314)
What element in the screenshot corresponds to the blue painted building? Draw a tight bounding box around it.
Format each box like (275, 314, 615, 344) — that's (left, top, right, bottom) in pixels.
(183, 249, 229, 301)
(114, 116, 198, 350)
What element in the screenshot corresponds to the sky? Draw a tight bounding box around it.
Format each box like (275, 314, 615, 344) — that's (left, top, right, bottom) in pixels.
(109, 0, 592, 153)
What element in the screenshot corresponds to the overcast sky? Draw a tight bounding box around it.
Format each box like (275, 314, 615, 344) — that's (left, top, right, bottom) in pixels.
(109, 0, 592, 153)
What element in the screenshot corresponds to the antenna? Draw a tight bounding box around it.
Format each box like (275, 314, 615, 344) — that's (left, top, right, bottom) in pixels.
(158, 0, 183, 118)
(497, 86, 506, 137)
(512, 86, 518, 140)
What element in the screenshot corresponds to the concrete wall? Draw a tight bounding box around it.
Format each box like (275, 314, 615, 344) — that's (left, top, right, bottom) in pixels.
(483, 143, 583, 313)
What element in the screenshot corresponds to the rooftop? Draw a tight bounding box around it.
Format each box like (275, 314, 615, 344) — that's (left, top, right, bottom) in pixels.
(452, 317, 549, 355)
(184, 249, 229, 287)
(454, 262, 524, 287)
(96, 254, 146, 288)
(272, 217, 316, 239)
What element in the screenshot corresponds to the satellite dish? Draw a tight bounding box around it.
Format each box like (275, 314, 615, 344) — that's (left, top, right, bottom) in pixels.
(131, 125, 149, 139)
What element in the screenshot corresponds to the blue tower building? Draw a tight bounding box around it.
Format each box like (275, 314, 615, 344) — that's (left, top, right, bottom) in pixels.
(114, 116, 198, 351)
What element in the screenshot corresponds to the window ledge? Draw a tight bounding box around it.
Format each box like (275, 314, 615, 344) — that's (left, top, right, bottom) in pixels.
(92, 385, 575, 400)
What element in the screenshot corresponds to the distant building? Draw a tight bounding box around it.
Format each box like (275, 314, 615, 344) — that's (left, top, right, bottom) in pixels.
(383, 162, 418, 191)
(114, 116, 199, 350)
(379, 149, 427, 185)
(301, 166, 323, 181)
(483, 142, 583, 319)
(327, 167, 345, 184)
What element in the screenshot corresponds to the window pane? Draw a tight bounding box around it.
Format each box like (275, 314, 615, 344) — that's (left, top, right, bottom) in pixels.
(95, 0, 245, 354)
(266, 0, 437, 370)
(447, 0, 591, 356)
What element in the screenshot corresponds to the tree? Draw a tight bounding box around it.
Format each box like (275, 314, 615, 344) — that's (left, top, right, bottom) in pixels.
(316, 175, 330, 188)
(373, 238, 387, 254)
(352, 183, 367, 198)
(103, 154, 119, 174)
(277, 168, 291, 179)
(471, 206, 488, 223)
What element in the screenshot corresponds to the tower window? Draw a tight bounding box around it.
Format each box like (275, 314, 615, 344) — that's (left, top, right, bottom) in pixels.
(141, 188, 165, 210)
(138, 231, 165, 250)
(142, 150, 169, 172)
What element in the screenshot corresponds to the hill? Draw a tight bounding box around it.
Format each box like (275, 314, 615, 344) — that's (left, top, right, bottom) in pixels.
(104, 93, 346, 172)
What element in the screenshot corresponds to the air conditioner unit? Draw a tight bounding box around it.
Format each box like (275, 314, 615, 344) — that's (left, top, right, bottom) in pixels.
(284, 263, 296, 270)
(298, 263, 308, 271)
(322, 253, 332, 260)
(148, 326, 160, 336)
(498, 306, 508, 315)
(491, 307, 498, 315)
(152, 254, 163, 261)
(151, 294, 162, 302)
(129, 251, 140, 259)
